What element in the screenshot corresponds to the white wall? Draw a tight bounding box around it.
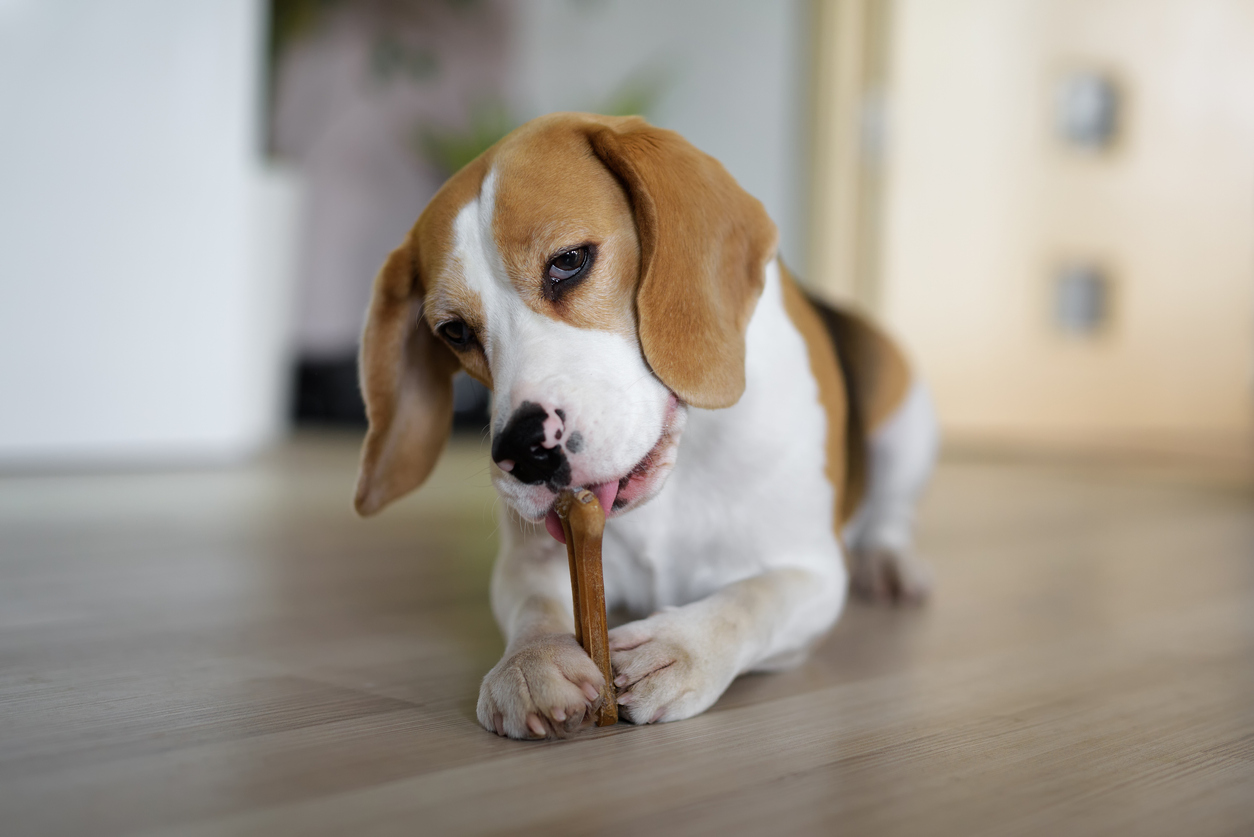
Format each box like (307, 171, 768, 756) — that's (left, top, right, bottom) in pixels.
(0, 0, 299, 464)
(510, 0, 810, 271)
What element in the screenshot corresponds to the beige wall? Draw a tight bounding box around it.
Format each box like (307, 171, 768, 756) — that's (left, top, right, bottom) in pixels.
(876, 0, 1254, 452)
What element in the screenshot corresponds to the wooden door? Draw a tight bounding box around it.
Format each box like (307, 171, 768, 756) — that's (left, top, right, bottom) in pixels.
(813, 0, 1254, 461)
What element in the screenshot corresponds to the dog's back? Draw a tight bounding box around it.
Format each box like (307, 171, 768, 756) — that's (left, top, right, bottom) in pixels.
(809, 292, 911, 524)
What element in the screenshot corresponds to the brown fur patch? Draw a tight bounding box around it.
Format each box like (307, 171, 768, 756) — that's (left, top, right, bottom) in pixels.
(490, 118, 640, 336)
(585, 116, 779, 410)
(354, 242, 461, 516)
(779, 264, 914, 528)
(813, 301, 912, 435)
(779, 263, 854, 526)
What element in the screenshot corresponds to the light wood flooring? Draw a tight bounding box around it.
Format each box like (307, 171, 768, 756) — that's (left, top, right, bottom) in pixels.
(1, 433, 1252, 836)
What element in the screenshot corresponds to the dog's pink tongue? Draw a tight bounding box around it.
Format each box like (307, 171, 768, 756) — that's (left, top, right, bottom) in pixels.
(543, 482, 617, 545)
(588, 481, 618, 516)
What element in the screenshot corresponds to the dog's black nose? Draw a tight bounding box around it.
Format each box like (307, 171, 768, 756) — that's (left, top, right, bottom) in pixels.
(492, 401, 570, 486)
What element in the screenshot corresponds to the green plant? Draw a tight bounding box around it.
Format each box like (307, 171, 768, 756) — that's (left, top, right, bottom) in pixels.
(414, 68, 674, 176)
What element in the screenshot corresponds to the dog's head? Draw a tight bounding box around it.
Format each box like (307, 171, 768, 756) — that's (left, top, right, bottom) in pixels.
(354, 113, 777, 536)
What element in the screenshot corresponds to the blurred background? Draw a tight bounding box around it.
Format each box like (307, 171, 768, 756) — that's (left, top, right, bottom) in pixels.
(1, 0, 1251, 466)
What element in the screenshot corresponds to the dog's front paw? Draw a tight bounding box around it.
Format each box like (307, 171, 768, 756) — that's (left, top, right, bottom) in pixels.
(477, 633, 605, 740)
(849, 546, 933, 604)
(608, 611, 735, 725)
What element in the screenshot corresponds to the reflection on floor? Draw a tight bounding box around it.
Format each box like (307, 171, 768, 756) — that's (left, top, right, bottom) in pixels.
(1, 432, 1252, 836)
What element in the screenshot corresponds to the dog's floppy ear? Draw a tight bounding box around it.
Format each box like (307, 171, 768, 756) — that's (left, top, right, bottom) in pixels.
(354, 240, 460, 516)
(586, 118, 778, 409)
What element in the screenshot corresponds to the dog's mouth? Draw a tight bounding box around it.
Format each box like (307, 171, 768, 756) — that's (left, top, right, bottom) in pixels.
(542, 394, 683, 544)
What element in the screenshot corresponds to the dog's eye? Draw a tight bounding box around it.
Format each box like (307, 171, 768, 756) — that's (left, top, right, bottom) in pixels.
(547, 247, 589, 283)
(437, 319, 473, 349)
(543, 245, 594, 302)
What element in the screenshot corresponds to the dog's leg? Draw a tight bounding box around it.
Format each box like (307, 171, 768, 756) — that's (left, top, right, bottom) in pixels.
(844, 379, 939, 604)
(608, 563, 846, 725)
(476, 515, 609, 740)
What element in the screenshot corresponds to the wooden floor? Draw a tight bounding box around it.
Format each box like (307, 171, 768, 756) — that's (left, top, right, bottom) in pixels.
(2, 433, 1252, 836)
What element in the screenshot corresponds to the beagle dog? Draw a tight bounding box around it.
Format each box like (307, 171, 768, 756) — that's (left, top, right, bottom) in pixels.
(355, 113, 938, 739)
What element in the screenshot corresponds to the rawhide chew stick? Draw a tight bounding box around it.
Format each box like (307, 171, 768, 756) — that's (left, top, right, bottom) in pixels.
(555, 489, 618, 726)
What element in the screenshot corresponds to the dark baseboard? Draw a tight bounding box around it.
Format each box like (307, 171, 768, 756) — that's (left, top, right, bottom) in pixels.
(293, 355, 490, 434)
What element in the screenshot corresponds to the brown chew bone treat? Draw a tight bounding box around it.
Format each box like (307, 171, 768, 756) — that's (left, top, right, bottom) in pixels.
(555, 489, 618, 726)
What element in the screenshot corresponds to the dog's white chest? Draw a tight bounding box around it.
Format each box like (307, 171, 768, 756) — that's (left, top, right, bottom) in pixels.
(599, 262, 842, 615)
